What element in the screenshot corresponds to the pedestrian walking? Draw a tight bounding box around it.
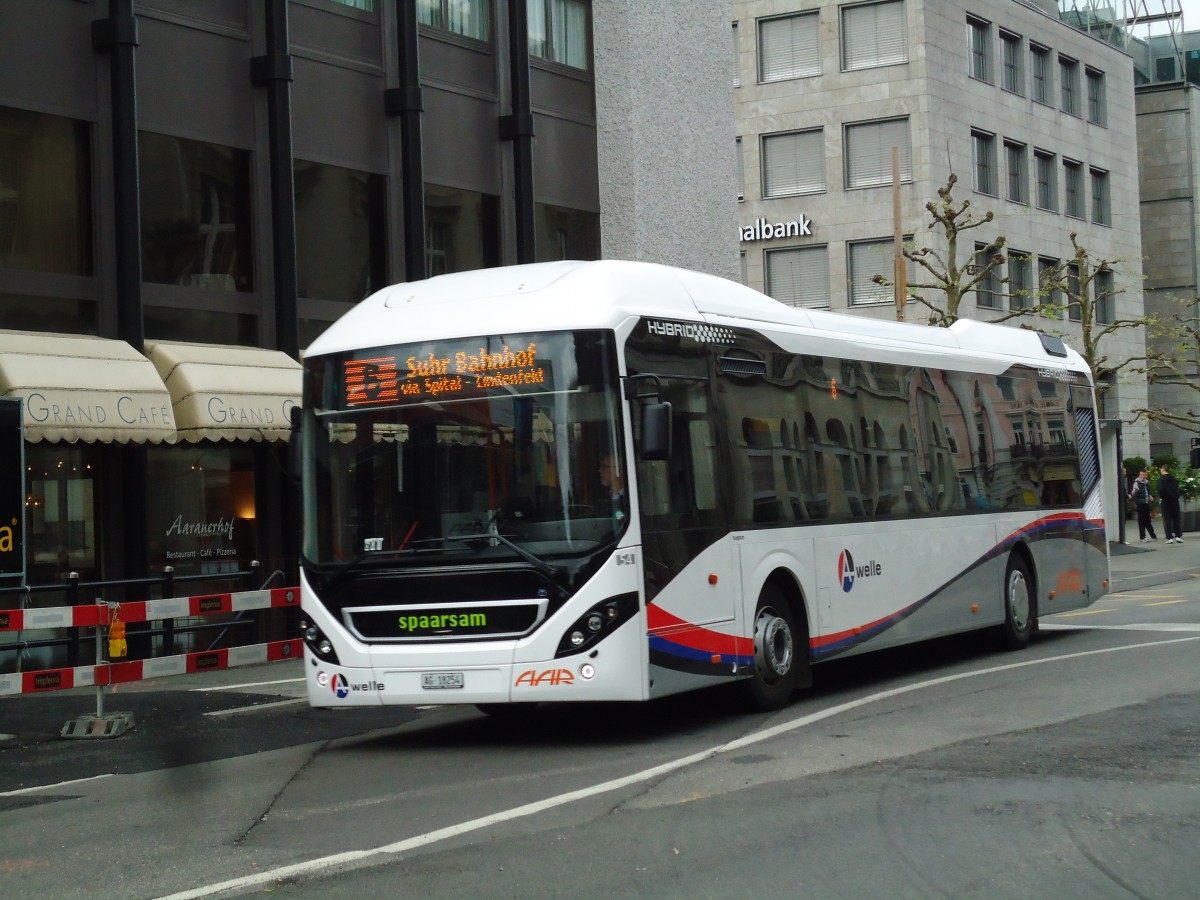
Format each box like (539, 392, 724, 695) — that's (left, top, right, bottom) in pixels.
(1129, 469, 1158, 542)
(1158, 465, 1183, 544)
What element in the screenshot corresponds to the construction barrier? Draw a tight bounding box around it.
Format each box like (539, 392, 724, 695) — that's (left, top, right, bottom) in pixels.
(0, 586, 302, 699)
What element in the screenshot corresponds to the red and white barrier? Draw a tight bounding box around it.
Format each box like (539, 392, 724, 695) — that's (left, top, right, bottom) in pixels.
(0, 586, 302, 697)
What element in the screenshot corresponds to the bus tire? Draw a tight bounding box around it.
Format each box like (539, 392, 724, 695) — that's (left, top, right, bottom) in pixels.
(998, 553, 1036, 650)
(739, 585, 800, 712)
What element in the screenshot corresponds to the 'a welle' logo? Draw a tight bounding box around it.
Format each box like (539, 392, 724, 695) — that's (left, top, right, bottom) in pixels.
(838, 549, 883, 593)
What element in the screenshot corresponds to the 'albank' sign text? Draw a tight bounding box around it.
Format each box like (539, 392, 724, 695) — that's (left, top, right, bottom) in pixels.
(739, 215, 813, 243)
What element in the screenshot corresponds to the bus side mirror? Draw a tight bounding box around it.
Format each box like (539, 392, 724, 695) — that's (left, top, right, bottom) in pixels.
(287, 405, 302, 484)
(640, 401, 672, 461)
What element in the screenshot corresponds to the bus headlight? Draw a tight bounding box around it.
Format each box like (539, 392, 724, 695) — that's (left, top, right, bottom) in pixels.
(302, 620, 341, 664)
(555, 593, 639, 658)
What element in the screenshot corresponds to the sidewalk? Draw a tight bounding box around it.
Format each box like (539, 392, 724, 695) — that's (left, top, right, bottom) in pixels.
(1108, 538, 1200, 593)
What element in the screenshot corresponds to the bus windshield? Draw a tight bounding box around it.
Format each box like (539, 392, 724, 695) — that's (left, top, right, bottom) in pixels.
(302, 330, 627, 570)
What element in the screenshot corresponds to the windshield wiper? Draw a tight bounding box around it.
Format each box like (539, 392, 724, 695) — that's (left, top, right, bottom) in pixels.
(445, 530, 559, 579)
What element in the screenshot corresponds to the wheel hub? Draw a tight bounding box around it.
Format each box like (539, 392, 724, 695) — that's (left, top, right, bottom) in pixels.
(754, 609, 793, 680)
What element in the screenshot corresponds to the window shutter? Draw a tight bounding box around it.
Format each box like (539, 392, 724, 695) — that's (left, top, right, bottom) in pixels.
(759, 13, 820, 81)
(850, 240, 892, 304)
(763, 130, 825, 197)
(767, 247, 830, 308)
(846, 118, 910, 188)
(843, 1, 907, 71)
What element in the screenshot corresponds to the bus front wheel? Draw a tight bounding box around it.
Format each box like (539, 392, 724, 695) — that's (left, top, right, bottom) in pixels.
(739, 586, 800, 711)
(998, 554, 1036, 650)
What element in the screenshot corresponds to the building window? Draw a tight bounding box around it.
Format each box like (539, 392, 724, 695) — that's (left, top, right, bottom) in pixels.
(1060, 55, 1080, 116)
(759, 11, 820, 82)
(1007, 251, 1032, 310)
(528, 0, 589, 70)
(766, 246, 830, 308)
(0, 106, 94, 277)
(1067, 261, 1081, 321)
(974, 243, 1001, 309)
(1086, 67, 1106, 125)
(1063, 158, 1084, 219)
(849, 237, 908, 305)
(1000, 30, 1023, 94)
(418, 0, 489, 40)
(1095, 268, 1114, 324)
(762, 129, 825, 197)
(1039, 256, 1060, 314)
(967, 16, 991, 83)
(535, 202, 599, 262)
(425, 184, 502, 276)
(844, 118, 911, 189)
(1031, 43, 1052, 105)
(732, 21, 740, 87)
(140, 132, 252, 292)
(971, 130, 997, 196)
(736, 136, 744, 201)
(1035, 149, 1057, 212)
(1004, 140, 1028, 204)
(1156, 56, 1177, 82)
(841, 0, 907, 72)
(1090, 167, 1110, 225)
(293, 160, 385, 306)
(331, 0, 375, 9)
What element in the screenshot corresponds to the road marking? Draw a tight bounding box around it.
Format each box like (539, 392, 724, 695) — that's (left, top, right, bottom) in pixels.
(1143, 599, 1189, 608)
(0, 774, 114, 798)
(193, 677, 304, 693)
(154, 633, 1200, 900)
(1052, 608, 1115, 617)
(203, 698, 309, 718)
(1041, 622, 1200, 632)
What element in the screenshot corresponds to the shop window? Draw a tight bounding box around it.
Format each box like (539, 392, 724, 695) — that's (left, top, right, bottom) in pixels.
(294, 159, 386, 305)
(139, 132, 253, 292)
(25, 444, 101, 583)
(0, 106, 93, 276)
(145, 444, 257, 576)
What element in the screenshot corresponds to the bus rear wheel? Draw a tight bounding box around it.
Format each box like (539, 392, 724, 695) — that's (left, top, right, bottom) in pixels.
(998, 554, 1036, 650)
(739, 586, 800, 712)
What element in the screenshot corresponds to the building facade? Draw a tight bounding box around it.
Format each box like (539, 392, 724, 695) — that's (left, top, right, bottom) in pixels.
(1133, 23, 1200, 466)
(0, 0, 737, 614)
(733, 0, 1148, 449)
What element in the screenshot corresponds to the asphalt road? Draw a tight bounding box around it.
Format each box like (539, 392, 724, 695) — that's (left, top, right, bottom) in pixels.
(1, 550, 1198, 899)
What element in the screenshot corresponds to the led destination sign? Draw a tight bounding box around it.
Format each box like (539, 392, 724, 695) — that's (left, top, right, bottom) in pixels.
(343, 342, 546, 408)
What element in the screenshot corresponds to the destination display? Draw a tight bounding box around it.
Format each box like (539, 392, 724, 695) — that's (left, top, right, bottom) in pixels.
(342, 340, 547, 408)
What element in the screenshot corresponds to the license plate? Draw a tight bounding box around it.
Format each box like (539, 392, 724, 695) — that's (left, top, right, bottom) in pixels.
(421, 672, 464, 690)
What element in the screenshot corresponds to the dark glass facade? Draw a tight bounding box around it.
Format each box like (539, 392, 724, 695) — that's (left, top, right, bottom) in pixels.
(0, 0, 600, 607)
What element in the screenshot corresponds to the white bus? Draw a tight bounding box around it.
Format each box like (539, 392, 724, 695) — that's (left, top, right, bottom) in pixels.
(297, 260, 1108, 711)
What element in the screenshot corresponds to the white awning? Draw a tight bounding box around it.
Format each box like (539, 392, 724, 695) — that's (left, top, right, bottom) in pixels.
(145, 340, 301, 442)
(0, 330, 176, 444)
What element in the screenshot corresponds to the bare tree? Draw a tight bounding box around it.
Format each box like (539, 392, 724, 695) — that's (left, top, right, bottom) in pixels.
(1004, 233, 1198, 429)
(880, 173, 1198, 430)
(873, 173, 1005, 326)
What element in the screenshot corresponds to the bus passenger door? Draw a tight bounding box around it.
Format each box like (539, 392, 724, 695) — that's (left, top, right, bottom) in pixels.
(634, 375, 736, 627)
